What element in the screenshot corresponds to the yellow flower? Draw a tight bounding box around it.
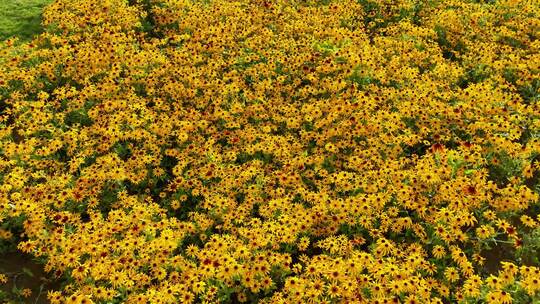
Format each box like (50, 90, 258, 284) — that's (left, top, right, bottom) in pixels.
(432, 245, 446, 259)
(444, 267, 459, 283)
(326, 283, 341, 298)
(325, 143, 338, 153)
(21, 288, 32, 298)
(520, 215, 537, 228)
(193, 281, 206, 294)
(486, 290, 513, 304)
(476, 225, 496, 239)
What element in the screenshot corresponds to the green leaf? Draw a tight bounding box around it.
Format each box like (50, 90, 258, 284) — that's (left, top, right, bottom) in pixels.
(464, 169, 475, 176)
(22, 267, 34, 277)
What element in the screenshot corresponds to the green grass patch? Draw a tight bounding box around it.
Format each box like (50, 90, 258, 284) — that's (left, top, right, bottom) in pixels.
(0, 0, 53, 42)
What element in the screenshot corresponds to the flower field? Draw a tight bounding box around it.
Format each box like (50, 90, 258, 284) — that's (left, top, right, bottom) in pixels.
(0, 0, 539, 303)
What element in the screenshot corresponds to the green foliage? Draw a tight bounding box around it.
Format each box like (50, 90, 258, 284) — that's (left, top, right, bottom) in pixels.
(457, 64, 493, 88)
(517, 227, 540, 266)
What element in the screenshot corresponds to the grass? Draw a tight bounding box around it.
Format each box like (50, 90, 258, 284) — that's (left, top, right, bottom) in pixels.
(0, 0, 53, 42)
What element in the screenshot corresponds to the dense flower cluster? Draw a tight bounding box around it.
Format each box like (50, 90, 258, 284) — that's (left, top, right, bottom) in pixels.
(0, 0, 539, 303)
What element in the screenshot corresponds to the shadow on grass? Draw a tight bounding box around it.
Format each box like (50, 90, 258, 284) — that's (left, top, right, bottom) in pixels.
(0, 251, 61, 303)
